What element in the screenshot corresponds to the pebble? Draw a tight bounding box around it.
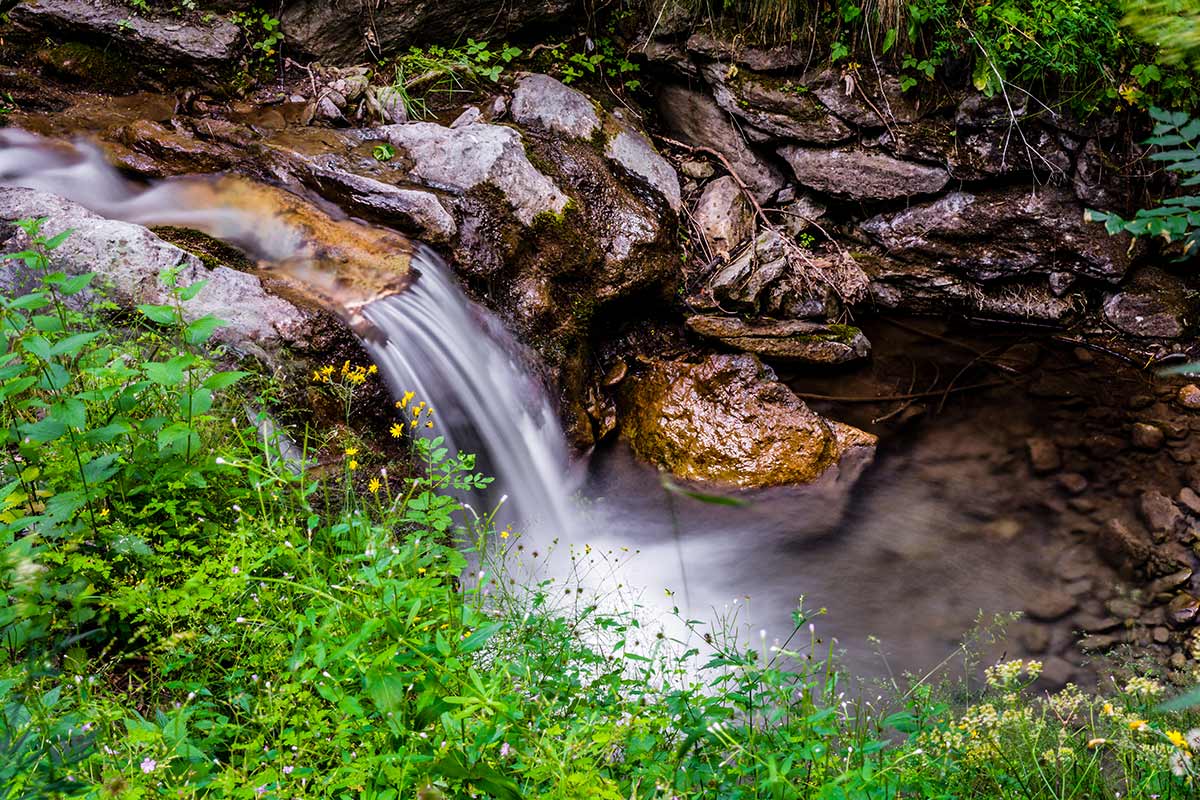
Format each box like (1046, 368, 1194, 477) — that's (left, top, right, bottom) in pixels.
(1154, 626, 1172, 644)
(1025, 590, 1078, 621)
(1129, 394, 1155, 410)
(1139, 490, 1183, 533)
(1131, 422, 1166, 451)
(1084, 434, 1125, 459)
(1062, 578, 1093, 596)
(1179, 488, 1200, 516)
(1067, 497, 1096, 513)
(982, 518, 1021, 540)
(1057, 472, 1089, 494)
(1106, 598, 1142, 619)
(1168, 592, 1200, 627)
(1026, 437, 1061, 474)
(1080, 633, 1124, 652)
(1149, 567, 1194, 595)
(680, 159, 715, 180)
(1178, 384, 1200, 409)
(1076, 614, 1121, 633)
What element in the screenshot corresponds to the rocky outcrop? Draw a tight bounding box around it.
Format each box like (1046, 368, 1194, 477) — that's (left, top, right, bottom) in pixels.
(278, 0, 572, 64)
(1103, 267, 1193, 339)
(0, 187, 309, 349)
(686, 315, 870, 365)
(778, 145, 950, 201)
(618, 353, 876, 487)
(511, 74, 601, 140)
(9, 0, 241, 81)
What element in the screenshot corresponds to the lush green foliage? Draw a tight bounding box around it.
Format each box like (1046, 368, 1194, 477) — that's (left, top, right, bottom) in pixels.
(4, 229, 1200, 799)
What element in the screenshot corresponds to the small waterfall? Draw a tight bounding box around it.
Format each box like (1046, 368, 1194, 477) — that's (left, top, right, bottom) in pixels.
(0, 129, 579, 535)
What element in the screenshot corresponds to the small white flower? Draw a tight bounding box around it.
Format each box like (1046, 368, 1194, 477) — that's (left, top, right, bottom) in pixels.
(140, 757, 157, 774)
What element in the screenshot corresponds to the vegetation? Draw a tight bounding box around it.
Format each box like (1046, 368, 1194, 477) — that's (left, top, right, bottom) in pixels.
(3, 227, 1200, 798)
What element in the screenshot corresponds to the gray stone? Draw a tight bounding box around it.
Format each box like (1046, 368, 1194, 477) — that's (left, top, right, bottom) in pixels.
(658, 83, 786, 203)
(1139, 490, 1183, 533)
(777, 195, 827, 236)
(511, 74, 601, 140)
(604, 127, 682, 212)
(882, 120, 1070, 180)
(0, 187, 307, 348)
(1026, 437, 1061, 474)
(1103, 267, 1193, 339)
(686, 315, 870, 365)
(777, 145, 949, 201)
(376, 121, 567, 226)
(1105, 598, 1142, 619)
(1180, 488, 1200, 516)
(450, 106, 482, 129)
(693, 176, 753, 257)
(11, 0, 240, 79)
(702, 63, 854, 144)
(680, 160, 715, 180)
(861, 189, 1133, 284)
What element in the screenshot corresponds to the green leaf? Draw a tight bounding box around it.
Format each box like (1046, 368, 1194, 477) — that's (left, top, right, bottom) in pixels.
(661, 476, 750, 507)
(181, 387, 213, 416)
(50, 331, 100, 357)
(81, 453, 120, 484)
(31, 314, 63, 333)
(144, 357, 187, 386)
(183, 315, 223, 346)
(177, 279, 208, 302)
(882, 27, 897, 54)
(459, 622, 502, 654)
(365, 668, 407, 712)
(202, 370, 248, 391)
(59, 273, 94, 296)
(49, 398, 86, 429)
(43, 228, 74, 250)
(22, 335, 52, 360)
(138, 304, 178, 325)
(20, 416, 66, 444)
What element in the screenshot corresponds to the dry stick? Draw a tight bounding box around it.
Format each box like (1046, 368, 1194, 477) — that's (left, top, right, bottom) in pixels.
(793, 378, 1012, 403)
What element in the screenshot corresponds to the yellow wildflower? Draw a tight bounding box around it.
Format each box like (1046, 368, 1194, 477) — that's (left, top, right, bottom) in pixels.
(1086, 738, 1107, 748)
(341, 360, 351, 375)
(417, 567, 426, 574)
(425, 421, 433, 428)
(410, 420, 418, 428)
(390, 423, 404, 438)
(500, 530, 510, 539)
(413, 407, 421, 418)
(1102, 702, 1115, 717)
(367, 365, 378, 374)
(98, 507, 109, 518)
(1168, 730, 1190, 750)
(344, 447, 359, 456)
(368, 478, 381, 494)
(348, 460, 359, 471)
(1128, 719, 1148, 732)
(400, 391, 415, 409)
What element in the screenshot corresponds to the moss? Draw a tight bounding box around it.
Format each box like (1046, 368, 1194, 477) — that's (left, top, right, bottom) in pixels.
(36, 42, 136, 91)
(150, 226, 255, 272)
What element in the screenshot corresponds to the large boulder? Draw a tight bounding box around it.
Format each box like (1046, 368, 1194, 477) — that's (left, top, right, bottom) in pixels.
(1103, 267, 1194, 339)
(0, 187, 309, 349)
(9, 0, 241, 81)
(778, 145, 949, 201)
(618, 353, 876, 487)
(279, 0, 572, 64)
(511, 74, 601, 140)
(860, 188, 1133, 283)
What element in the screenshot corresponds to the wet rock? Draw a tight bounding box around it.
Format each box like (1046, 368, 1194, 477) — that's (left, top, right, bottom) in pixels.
(617, 353, 876, 487)
(1102, 267, 1193, 339)
(693, 176, 754, 257)
(1154, 626, 1172, 644)
(604, 124, 682, 212)
(1079, 633, 1124, 652)
(1077, 614, 1121, 633)
(1017, 623, 1051, 654)
(1149, 568, 1194, 595)
(658, 84, 786, 203)
(686, 315, 870, 365)
(1131, 422, 1166, 451)
(861, 188, 1133, 284)
(375, 121, 567, 225)
(1026, 437, 1061, 474)
(1168, 593, 1200, 627)
(777, 195, 827, 236)
(295, 163, 457, 243)
(11, 0, 240, 81)
(280, 0, 570, 64)
(511, 74, 601, 140)
(806, 67, 923, 128)
(680, 160, 714, 180)
(1098, 518, 1153, 572)
(1057, 473, 1089, 494)
(112, 119, 233, 176)
(777, 145, 949, 201)
(1179, 488, 1200, 517)
(882, 119, 1070, 181)
(1139, 490, 1182, 534)
(702, 63, 854, 144)
(1084, 433, 1126, 459)
(1106, 598, 1142, 619)
(0, 187, 307, 348)
(1025, 590, 1078, 622)
(683, 31, 807, 73)
(1073, 139, 1133, 210)
(982, 518, 1021, 540)
(1177, 384, 1200, 409)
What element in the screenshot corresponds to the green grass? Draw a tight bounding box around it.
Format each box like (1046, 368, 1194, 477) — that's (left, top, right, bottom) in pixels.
(3, 225, 1200, 798)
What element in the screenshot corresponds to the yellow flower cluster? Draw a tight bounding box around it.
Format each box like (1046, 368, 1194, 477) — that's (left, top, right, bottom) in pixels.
(311, 360, 378, 385)
(984, 659, 1042, 689)
(1124, 676, 1165, 698)
(1040, 746, 1074, 764)
(393, 391, 434, 431)
(922, 703, 1035, 765)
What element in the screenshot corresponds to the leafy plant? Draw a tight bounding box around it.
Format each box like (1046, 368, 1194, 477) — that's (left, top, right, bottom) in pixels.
(372, 143, 395, 162)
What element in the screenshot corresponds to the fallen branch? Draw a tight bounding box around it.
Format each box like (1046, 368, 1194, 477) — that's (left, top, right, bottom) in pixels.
(793, 379, 1011, 403)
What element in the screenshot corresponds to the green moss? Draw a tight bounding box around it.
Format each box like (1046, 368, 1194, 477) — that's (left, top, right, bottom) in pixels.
(36, 42, 135, 90)
(150, 226, 255, 273)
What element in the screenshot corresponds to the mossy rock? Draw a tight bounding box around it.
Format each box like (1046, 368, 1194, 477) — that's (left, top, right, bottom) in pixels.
(36, 42, 136, 92)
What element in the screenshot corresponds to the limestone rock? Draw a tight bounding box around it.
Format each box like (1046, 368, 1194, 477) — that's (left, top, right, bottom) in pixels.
(693, 176, 753, 257)
(11, 0, 240, 80)
(778, 145, 949, 201)
(1131, 422, 1166, 451)
(658, 83, 786, 203)
(296, 161, 457, 243)
(618, 353, 876, 487)
(511, 74, 601, 140)
(686, 315, 870, 365)
(376, 121, 567, 225)
(604, 126, 682, 212)
(861, 189, 1133, 283)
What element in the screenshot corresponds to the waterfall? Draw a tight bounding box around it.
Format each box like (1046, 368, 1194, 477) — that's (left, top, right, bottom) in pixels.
(0, 129, 579, 535)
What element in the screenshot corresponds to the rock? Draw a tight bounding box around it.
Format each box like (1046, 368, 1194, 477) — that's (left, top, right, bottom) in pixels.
(1025, 590, 1078, 622)
(777, 195, 827, 236)
(693, 176, 753, 257)
(861, 188, 1133, 284)
(1139, 490, 1183, 534)
(1180, 488, 1200, 516)
(1077, 614, 1121, 633)
(1084, 433, 1126, 459)
(1098, 518, 1153, 571)
(684, 31, 807, 73)
(1039, 656, 1076, 686)
(1149, 568, 1194, 595)
(777, 145, 949, 201)
(604, 126, 682, 212)
(1017, 623, 1051, 654)
(955, 92, 1028, 129)
(1103, 267, 1193, 339)
(113, 119, 233, 176)
(617, 353, 876, 487)
(1057, 473, 1089, 494)
(1154, 626, 1171, 644)
(1073, 139, 1132, 210)
(0, 187, 307, 348)
(296, 162, 457, 243)
(806, 66, 922, 127)
(280, 0, 570, 64)
(1079, 633, 1124, 652)
(376, 121, 567, 226)
(1131, 422, 1166, 451)
(680, 160, 714, 179)
(1106, 598, 1142, 619)
(510, 74, 601, 140)
(686, 315, 870, 365)
(883, 120, 1070, 181)
(702, 63, 854, 144)
(1026, 437, 1061, 474)
(983, 518, 1021, 540)
(11, 0, 240, 80)
(658, 84, 786, 203)
(1178, 384, 1200, 409)
(450, 106, 481, 128)
(1168, 593, 1200, 627)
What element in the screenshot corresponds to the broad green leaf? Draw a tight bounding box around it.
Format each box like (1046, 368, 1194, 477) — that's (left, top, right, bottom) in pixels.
(183, 315, 224, 346)
(202, 370, 248, 391)
(20, 416, 66, 443)
(50, 331, 100, 357)
(81, 453, 120, 484)
(59, 273, 94, 296)
(181, 387, 213, 417)
(22, 335, 52, 360)
(137, 304, 177, 325)
(49, 398, 86, 429)
(177, 279, 208, 302)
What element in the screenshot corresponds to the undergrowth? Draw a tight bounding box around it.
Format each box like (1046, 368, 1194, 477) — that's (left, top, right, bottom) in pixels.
(3, 223, 1200, 799)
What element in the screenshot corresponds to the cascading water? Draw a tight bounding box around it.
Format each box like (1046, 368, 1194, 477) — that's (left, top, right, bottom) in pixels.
(0, 129, 579, 535)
